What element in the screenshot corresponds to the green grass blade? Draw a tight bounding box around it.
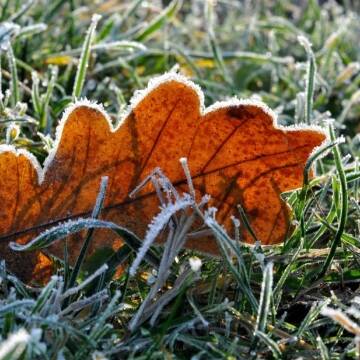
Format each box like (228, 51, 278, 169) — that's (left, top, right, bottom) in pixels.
(254, 330, 281, 359)
(297, 299, 330, 338)
(66, 176, 108, 291)
(318, 125, 349, 278)
(298, 35, 316, 125)
(255, 262, 273, 334)
(134, 0, 182, 42)
(6, 45, 19, 106)
(72, 14, 101, 100)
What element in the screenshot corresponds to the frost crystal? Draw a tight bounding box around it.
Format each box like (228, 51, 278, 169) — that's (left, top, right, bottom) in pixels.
(0, 22, 20, 51)
(0, 328, 30, 358)
(129, 194, 194, 277)
(189, 257, 202, 272)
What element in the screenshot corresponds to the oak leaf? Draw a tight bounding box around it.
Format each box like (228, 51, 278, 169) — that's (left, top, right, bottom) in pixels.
(0, 74, 327, 282)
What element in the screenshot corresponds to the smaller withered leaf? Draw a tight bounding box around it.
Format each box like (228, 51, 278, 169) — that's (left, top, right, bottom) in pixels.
(0, 74, 327, 282)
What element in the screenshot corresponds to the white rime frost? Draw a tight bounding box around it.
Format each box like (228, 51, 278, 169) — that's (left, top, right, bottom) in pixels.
(0, 71, 329, 189)
(129, 194, 194, 277)
(0, 328, 30, 358)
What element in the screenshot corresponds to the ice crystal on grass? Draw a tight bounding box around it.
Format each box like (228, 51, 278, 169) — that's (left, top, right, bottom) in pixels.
(128, 166, 206, 331)
(0, 22, 20, 51)
(189, 257, 202, 272)
(322, 306, 360, 336)
(129, 193, 194, 277)
(0, 328, 29, 359)
(319, 295, 360, 355)
(0, 260, 120, 359)
(126, 161, 234, 332)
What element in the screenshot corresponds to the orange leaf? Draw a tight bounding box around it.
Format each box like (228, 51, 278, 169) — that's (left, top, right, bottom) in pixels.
(0, 74, 327, 282)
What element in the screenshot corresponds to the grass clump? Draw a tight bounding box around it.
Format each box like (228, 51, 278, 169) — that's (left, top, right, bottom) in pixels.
(0, 0, 360, 359)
